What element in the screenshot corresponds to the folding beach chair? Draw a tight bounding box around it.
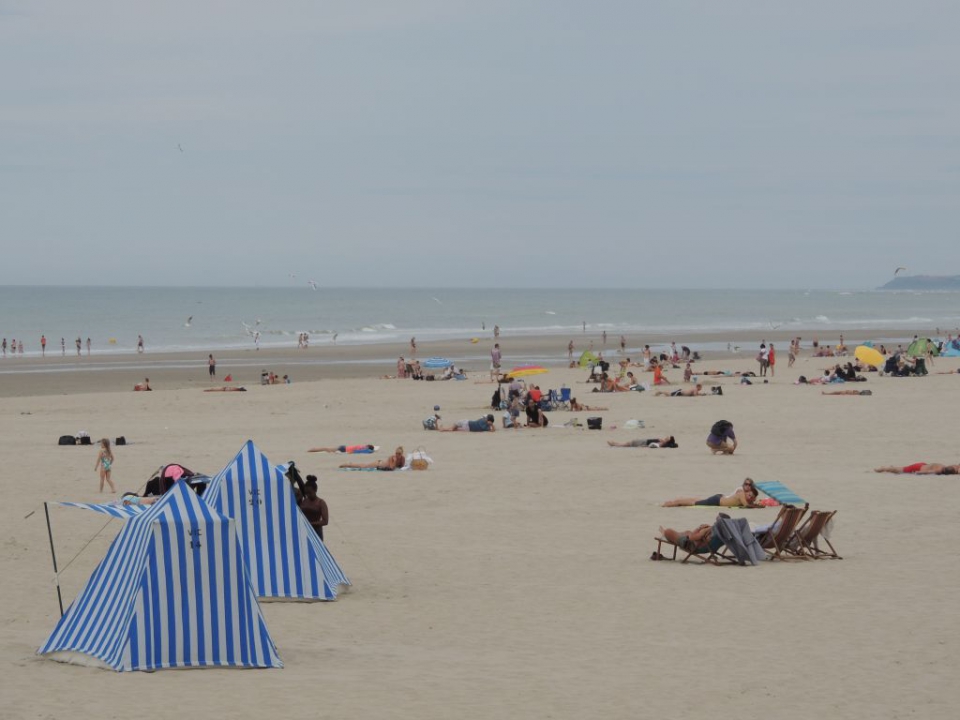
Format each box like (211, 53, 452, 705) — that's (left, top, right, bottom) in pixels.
(558, 386, 572, 410)
(793, 510, 842, 560)
(654, 518, 737, 566)
(754, 504, 809, 561)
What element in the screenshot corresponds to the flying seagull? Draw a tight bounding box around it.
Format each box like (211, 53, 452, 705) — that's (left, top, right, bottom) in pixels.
(308, 280, 318, 290)
(894, 266, 907, 276)
(178, 144, 183, 153)
(431, 296, 443, 305)
(184, 316, 193, 327)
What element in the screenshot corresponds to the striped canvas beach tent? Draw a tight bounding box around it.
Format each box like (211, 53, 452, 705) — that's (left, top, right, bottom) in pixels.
(38, 481, 282, 671)
(202, 440, 350, 601)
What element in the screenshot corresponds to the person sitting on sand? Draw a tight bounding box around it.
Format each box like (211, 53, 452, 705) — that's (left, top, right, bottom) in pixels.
(656, 384, 705, 397)
(656, 523, 724, 555)
(652, 363, 670, 385)
(134, 378, 151, 391)
(706, 420, 737, 454)
(822, 389, 873, 396)
(439, 415, 497, 432)
(662, 478, 761, 507)
(340, 446, 407, 470)
(569, 398, 608, 411)
(874, 463, 960, 475)
(309, 444, 376, 454)
(525, 398, 550, 427)
(608, 436, 678, 448)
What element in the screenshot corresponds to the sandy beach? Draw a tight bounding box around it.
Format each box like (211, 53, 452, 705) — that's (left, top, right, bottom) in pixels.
(2, 335, 958, 719)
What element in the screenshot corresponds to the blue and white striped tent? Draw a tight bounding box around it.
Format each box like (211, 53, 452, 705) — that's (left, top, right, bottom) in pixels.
(39, 481, 282, 671)
(202, 440, 350, 601)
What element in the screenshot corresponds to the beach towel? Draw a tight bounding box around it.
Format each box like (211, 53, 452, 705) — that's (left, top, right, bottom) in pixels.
(338, 467, 380, 472)
(755, 481, 806, 505)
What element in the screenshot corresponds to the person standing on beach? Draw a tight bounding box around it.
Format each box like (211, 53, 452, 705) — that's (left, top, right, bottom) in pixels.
(490, 343, 502, 381)
(620, 335, 626, 354)
(494, 325, 500, 339)
(602, 330, 607, 346)
(18, 340, 23, 355)
(86, 338, 91, 356)
(410, 336, 416, 357)
(758, 343, 769, 377)
(568, 340, 574, 360)
(137, 335, 144, 353)
(41, 335, 46, 357)
(768, 343, 776, 377)
(208, 354, 216, 380)
(60, 337, 65, 356)
(1, 338, 6, 358)
(299, 475, 329, 540)
(95, 438, 117, 493)
(76, 337, 82, 356)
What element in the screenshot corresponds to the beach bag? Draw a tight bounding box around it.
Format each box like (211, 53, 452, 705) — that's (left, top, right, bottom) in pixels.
(409, 447, 431, 470)
(587, 417, 602, 430)
(58, 435, 77, 446)
(115, 436, 126, 445)
(422, 416, 437, 431)
(78, 435, 92, 446)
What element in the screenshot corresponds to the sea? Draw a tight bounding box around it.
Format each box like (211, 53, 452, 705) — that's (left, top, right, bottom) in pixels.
(0, 286, 957, 363)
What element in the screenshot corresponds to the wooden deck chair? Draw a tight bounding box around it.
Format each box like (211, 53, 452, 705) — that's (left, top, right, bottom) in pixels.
(654, 521, 737, 566)
(755, 504, 809, 561)
(793, 510, 842, 559)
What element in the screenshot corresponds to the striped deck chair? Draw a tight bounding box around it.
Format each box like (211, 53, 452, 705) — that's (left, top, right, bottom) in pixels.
(793, 510, 842, 559)
(754, 504, 809, 561)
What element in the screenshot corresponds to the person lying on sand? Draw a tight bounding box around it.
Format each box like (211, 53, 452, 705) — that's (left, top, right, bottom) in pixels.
(204, 386, 247, 392)
(655, 384, 704, 397)
(309, 444, 375, 454)
(121, 492, 160, 506)
(874, 463, 960, 475)
(662, 478, 761, 507)
(438, 415, 496, 432)
(608, 436, 678, 448)
(134, 378, 151, 391)
(821, 389, 872, 396)
(570, 398, 608, 411)
(340, 446, 406, 471)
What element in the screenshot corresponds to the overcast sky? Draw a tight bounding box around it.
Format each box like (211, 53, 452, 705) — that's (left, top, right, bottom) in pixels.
(1, 1, 957, 289)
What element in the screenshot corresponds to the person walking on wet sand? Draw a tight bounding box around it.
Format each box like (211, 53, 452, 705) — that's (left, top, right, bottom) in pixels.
(60, 337, 65, 356)
(208, 354, 216, 380)
(41, 335, 46, 357)
(568, 340, 574, 360)
(490, 343, 502, 381)
(137, 334, 144, 354)
(76, 337, 82, 356)
(410, 336, 417, 357)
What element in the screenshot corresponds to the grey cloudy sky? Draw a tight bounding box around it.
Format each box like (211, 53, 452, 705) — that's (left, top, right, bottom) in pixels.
(2, 1, 957, 289)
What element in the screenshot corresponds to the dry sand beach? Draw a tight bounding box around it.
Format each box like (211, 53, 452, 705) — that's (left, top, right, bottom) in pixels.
(1, 335, 958, 719)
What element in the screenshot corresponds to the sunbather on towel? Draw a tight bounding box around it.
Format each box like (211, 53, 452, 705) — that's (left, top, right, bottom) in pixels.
(662, 478, 762, 507)
(658, 523, 723, 554)
(121, 492, 159, 506)
(340, 446, 406, 471)
(655, 384, 704, 397)
(570, 398, 608, 411)
(309, 444, 376, 454)
(874, 463, 960, 475)
(608, 436, 678, 448)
